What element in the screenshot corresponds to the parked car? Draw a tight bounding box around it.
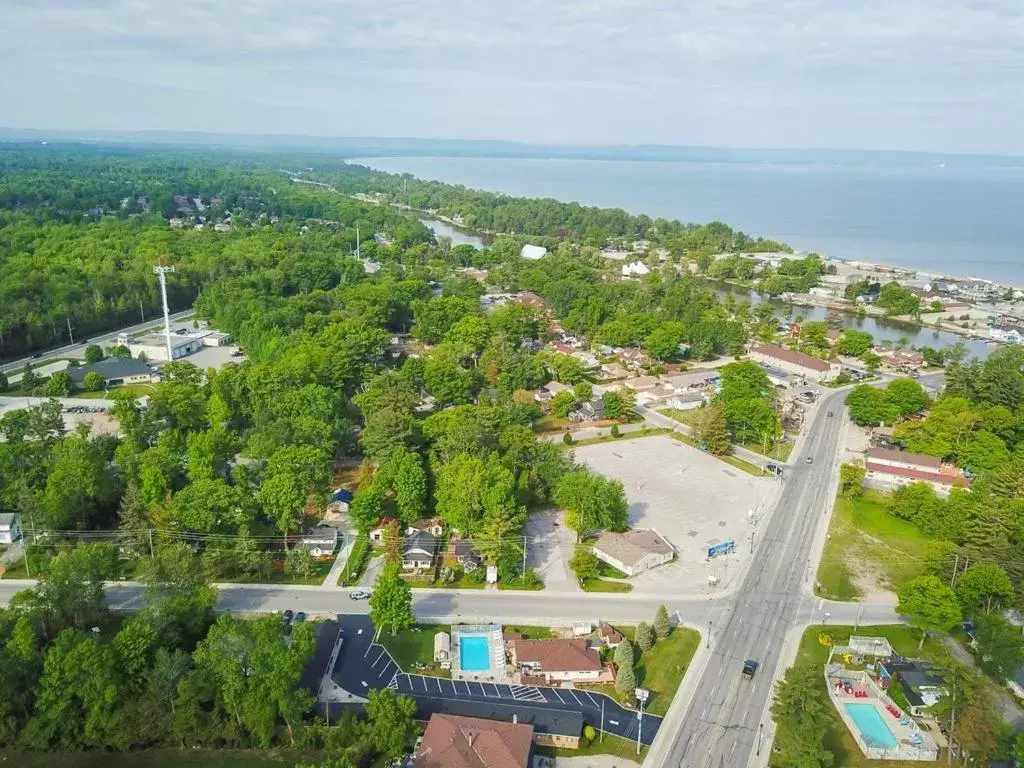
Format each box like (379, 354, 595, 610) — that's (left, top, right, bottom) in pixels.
(349, 590, 370, 600)
(282, 609, 294, 624)
(742, 660, 758, 679)
(294, 611, 307, 623)
(827, 411, 834, 417)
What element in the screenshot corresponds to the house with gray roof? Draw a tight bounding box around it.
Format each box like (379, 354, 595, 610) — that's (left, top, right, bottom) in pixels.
(0, 513, 22, 544)
(591, 529, 675, 576)
(67, 357, 158, 388)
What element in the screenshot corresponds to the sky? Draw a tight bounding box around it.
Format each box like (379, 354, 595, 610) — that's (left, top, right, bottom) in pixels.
(3, 0, 1024, 154)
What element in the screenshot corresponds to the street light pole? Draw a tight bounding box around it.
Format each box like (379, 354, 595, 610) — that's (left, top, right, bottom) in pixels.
(757, 722, 764, 756)
(707, 621, 712, 649)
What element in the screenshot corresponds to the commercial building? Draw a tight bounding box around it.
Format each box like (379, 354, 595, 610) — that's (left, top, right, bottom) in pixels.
(412, 701, 582, 752)
(864, 447, 971, 496)
(748, 344, 841, 383)
(117, 328, 232, 362)
(591, 529, 675, 576)
(67, 357, 158, 387)
(519, 244, 547, 260)
(508, 638, 603, 684)
(414, 713, 534, 768)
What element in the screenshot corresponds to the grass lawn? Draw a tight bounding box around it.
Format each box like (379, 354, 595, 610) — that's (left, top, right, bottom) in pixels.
(213, 556, 334, 586)
(739, 438, 794, 463)
(581, 626, 700, 717)
(501, 624, 556, 639)
(378, 623, 451, 677)
(536, 732, 647, 762)
(337, 536, 370, 586)
(597, 561, 629, 579)
(570, 427, 671, 447)
(581, 577, 633, 593)
(666, 432, 767, 476)
(11, 749, 326, 768)
(658, 407, 702, 427)
(77, 382, 156, 399)
(770, 625, 947, 768)
(815, 491, 935, 601)
(410, 575, 486, 589)
(497, 576, 545, 591)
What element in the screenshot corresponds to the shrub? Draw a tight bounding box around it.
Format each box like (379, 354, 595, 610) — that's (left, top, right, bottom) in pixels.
(563, 432, 573, 445)
(583, 724, 597, 743)
(610, 424, 620, 438)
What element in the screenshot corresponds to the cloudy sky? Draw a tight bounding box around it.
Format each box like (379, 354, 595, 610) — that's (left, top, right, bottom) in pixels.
(3, 0, 1023, 153)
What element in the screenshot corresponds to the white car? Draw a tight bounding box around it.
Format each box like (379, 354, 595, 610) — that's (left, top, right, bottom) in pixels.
(349, 590, 370, 600)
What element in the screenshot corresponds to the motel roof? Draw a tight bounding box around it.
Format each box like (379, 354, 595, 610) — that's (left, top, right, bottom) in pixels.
(866, 447, 941, 470)
(751, 344, 832, 372)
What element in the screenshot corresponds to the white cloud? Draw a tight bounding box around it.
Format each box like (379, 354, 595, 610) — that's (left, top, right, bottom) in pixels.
(2, 0, 1023, 152)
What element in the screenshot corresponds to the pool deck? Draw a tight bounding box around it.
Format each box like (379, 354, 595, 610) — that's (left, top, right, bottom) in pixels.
(451, 623, 510, 683)
(826, 666, 938, 761)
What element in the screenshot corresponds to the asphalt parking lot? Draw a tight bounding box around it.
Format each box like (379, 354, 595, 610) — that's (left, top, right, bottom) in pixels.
(575, 435, 779, 593)
(524, 509, 579, 592)
(328, 615, 661, 744)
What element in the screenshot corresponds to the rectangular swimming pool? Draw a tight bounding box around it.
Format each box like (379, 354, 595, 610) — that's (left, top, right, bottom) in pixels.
(459, 635, 491, 671)
(844, 703, 898, 749)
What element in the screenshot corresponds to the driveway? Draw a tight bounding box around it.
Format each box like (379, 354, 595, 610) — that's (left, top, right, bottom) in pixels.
(942, 635, 1024, 728)
(358, 551, 386, 588)
(525, 510, 580, 592)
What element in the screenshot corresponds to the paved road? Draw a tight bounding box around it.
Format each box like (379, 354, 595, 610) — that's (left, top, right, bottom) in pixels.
(0, 309, 195, 373)
(0, 395, 118, 413)
(0, 580, 895, 628)
(648, 387, 852, 768)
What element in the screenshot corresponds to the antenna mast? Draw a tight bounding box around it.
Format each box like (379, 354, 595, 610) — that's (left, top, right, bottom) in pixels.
(153, 264, 175, 361)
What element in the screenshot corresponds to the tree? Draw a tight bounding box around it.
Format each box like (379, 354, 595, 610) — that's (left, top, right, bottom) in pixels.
(602, 391, 623, 419)
(770, 664, 834, 768)
(365, 689, 418, 758)
(569, 547, 600, 583)
(547, 353, 586, 385)
(694, 405, 730, 454)
(834, 329, 874, 357)
(139, 541, 217, 649)
(83, 344, 104, 364)
(42, 431, 114, 529)
(369, 563, 414, 635)
(654, 604, 670, 638)
(360, 408, 419, 464)
(551, 390, 576, 418)
(885, 378, 928, 418)
(876, 282, 920, 316)
(43, 370, 73, 397)
(615, 660, 637, 697)
(896, 575, 962, 649)
(614, 636, 634, 670)
(636, 621, 655, 651)
(844, 384, 896, 427)
(434, 453, 487, 532)
(19, 363, 40, 392)
(554, 469, 629, 538)
(82, 371, 105, 392)
(955, 563, 1014, 614)
(645, 322, 687, 360)
(974, 614, 1024, 680)
(839, 463, 866, 497)
(573, 381, 593, 402)
(284, 547, 318, 581)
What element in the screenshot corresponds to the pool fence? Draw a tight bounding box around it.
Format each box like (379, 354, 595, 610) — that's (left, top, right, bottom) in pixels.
(825, 665, 938, 761)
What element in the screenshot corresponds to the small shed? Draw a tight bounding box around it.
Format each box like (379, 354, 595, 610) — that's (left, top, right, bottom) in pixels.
(486, 565, 498, 584)
(572, 622, 593, 637)
(434, 632, 452, 668)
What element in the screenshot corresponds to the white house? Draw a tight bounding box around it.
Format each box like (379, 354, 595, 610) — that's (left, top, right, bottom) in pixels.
(665, 392, 706, 411)
(0, 513, 22, 544)
(403, 531, 439, 571)
(592, 529, 675, 577)
(520, 244, 547, 260)
(621, 261, 650, 277)
(298, 526, 339, 558)
(990, 323, 1023, 344)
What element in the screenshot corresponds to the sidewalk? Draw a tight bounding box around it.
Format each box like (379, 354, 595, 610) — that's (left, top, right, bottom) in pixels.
(322, 536, 355, 587)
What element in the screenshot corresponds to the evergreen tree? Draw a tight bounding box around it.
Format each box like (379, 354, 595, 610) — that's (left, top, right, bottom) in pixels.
(615, 661, 636, 697)
(613, 637, 635, 671)
(654, 604, 671, 638)
(636, 621, 655, 652)
(695, 405, 731, 455)
(369, 563, 414, 636)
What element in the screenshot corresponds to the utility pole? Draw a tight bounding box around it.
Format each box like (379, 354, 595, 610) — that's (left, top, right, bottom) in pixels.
(600, 698, 604, 743)
(153, 264, 175, 362)
(854, 602, 863, 632)
(635, 688, 649, 756)
(707, 620, 712, 649)
(139, 300, 145, 323)
(521, 536, 527, 581)
(148, 528, 155, 558)
(356, 223, 361, 260)
(949, 554, 960, 588)
(66, 316, 75, 345)
(756, 722, 764, 756)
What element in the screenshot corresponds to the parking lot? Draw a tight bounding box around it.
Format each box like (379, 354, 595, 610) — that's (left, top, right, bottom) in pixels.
(575, 435, 780, 593)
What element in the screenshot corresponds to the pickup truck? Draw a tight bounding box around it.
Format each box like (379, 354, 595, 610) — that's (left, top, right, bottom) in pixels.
(742, 660, 758, 679)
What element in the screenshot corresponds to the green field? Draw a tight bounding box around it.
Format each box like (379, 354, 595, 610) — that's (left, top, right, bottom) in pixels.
(76, 382, 156, 399)
(378, 623, 451, 678)
(581, 577, 633, 593)
(771, 625, 946, 768)
(569, 427, 671, 447)
(816, 491, 935, 601)
(581, 626, 700, 716)
(535, 731, 647, 761)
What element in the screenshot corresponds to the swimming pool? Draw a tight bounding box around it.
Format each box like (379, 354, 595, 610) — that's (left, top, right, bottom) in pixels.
(459, 634, 491, 672)
(844, 703, 898, 749)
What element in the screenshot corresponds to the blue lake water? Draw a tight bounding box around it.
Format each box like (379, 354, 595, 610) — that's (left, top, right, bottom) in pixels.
(459, 634, 491, 672)
(354, 156, 1024, 285)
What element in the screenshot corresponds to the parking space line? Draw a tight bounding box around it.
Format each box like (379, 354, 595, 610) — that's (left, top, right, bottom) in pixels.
(570, 690, 584, 705)
(553, 689, 566, 704)
(586, 692, 600, 707)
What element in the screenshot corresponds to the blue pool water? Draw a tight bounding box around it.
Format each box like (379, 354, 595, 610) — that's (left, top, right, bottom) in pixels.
(844, 703, 898, 749)
(459, 635, 491, 671)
